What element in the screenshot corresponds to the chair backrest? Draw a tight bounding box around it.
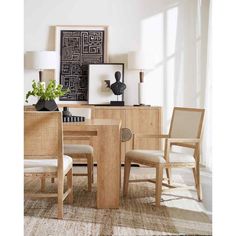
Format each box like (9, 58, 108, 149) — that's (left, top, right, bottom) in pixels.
(24, 111, 63, 159)
(169, 107, 205, 139)
(60, 107, 92, 119)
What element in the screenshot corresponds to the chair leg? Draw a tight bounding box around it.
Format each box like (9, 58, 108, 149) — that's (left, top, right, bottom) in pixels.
(91, 155, 94, 183)
(195, 164, 202, 201)
(165, 167, 172, 185)
(87, 155, 92, 192)
(41, 177, 45, 192)
(156, 164, 163, 207)
(123, 158, 131, 196)
(192, 168, 197, 189)
(57, 176, 64, 219)
(67, 168, 73, 204)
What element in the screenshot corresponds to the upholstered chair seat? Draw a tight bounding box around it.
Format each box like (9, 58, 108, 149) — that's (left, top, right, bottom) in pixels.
(64, 144, 93, 154)
(126, 150, 195, 165)
(24, 155, 73, 173)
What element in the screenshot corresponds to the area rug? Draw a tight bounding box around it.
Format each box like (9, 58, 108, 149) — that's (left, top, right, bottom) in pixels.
(24, 171, 212, 236)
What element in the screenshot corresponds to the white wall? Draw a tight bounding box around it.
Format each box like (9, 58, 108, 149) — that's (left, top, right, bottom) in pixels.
(24, 0, 210, 112)
(24, 0, 188, 105)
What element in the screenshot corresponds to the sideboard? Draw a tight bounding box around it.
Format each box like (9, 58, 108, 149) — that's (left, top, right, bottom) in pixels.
(60, 105, 162, 162)
(25, 105, 162, 162)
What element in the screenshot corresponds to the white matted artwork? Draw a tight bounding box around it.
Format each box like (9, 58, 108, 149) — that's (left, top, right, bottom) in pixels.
(88, 63, 124, 104)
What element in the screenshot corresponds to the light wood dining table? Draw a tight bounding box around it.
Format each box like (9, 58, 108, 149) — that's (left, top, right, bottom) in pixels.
(63, 119, 122, 209)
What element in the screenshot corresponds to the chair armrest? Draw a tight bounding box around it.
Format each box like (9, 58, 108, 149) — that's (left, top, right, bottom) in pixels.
(167, 138, 200, 144)
(134, 134, 169, 139)
(163, 138, 200, 162)
(166, 138, 200, 150)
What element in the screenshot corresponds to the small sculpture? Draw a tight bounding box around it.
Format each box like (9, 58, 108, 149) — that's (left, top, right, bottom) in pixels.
(62, 107, 72, 117)
(110, 71, 126, 95)
(108, 71, 126, 106)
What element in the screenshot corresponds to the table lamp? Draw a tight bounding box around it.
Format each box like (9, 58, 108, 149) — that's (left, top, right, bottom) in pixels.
(24, 51, 59, 82)
(128, 50, 154, 105)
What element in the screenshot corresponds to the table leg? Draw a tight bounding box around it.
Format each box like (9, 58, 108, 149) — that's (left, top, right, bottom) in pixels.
(96, 125, 121, 208)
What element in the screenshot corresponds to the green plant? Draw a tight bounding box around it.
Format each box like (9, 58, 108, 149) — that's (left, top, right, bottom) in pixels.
(25, 80, 69, 103)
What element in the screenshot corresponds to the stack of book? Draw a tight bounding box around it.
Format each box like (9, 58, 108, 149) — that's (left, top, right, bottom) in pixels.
(63, 116, 85, 122)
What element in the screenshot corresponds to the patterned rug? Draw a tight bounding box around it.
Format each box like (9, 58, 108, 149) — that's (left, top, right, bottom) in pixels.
(24, 171, 212, 236)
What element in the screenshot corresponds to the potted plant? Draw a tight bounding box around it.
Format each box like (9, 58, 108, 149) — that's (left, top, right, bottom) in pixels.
(25, 80, 69, 111)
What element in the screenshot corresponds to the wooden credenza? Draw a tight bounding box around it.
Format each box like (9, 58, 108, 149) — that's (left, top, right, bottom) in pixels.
(93, 106, 162, 162)
(25, 105, 162, 162)
(61, 105, 162, 162)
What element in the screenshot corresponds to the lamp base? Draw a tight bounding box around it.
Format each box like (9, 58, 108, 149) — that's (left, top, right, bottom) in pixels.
(138, 82, 147, 105)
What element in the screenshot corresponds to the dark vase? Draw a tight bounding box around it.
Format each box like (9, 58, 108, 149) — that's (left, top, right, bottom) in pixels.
(62, 107, 72, 117)
(35, 99, 59, 111)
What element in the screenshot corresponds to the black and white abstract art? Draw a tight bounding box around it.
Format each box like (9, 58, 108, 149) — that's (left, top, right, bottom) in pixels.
(55, 26, 108, 102)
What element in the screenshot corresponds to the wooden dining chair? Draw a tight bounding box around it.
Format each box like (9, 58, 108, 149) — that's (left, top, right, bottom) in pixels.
(24, 111, 73, 219)
(123, 107, 205, 206)
(63, 108, 94, 192)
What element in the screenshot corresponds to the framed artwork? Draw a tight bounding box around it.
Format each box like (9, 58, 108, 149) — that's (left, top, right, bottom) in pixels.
(55, 25, 108, 103)
(88, 63, 125, 105)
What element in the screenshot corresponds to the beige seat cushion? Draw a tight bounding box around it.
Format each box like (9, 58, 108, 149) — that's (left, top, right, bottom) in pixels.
(126, 150, 195, 164)
(64, 144, 93, 154)
(24, 155, 73, 173)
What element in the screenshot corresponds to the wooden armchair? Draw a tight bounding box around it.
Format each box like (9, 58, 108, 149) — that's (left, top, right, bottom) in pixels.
(24, 111, 73, 219)
(123, 107, 205, 206)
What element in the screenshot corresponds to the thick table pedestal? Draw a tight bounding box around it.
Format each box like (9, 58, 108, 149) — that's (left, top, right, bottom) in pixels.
(63, 119, 121, 208)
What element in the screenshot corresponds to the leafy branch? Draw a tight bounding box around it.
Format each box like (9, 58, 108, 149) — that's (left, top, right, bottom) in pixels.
(25, 80, 69, 103)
